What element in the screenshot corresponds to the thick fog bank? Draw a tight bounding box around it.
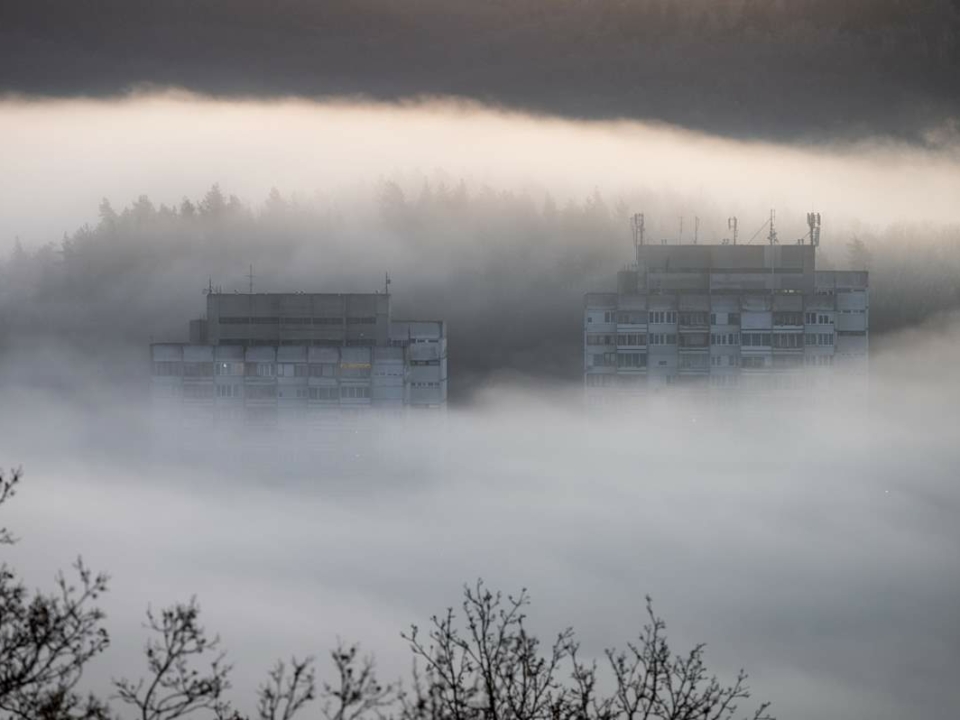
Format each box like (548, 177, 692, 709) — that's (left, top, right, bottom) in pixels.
(3, 94, 960, 245)
(1, 323, 959, 720)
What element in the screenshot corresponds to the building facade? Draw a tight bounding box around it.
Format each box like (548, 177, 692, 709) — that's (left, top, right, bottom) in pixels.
(152, 292, 447, 422)
(584, 244, 868, 400)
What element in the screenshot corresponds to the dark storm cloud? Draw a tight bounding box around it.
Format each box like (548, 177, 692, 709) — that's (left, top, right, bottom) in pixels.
(2, 0, 959, 142)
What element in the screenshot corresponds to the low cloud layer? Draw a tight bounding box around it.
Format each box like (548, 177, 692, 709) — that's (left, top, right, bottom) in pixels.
(2, 322, 959, 720)
(3, 93, 960, 245)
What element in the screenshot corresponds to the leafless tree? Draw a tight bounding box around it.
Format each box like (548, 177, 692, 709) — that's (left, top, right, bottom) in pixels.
(256, 657, 316, 720)
(396, 581, 773, 720)
(0, 468, 111, 719)
(320, 641, 395, 720)
(0, 467, 773, 720)
(114, 598, 232, 720)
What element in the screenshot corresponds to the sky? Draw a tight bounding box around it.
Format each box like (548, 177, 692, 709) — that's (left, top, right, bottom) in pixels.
(2, 3, 960, 718)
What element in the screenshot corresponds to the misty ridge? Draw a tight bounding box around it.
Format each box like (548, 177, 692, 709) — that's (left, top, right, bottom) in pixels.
(2, 181, 959, 402)
(3, 0, 960, 143)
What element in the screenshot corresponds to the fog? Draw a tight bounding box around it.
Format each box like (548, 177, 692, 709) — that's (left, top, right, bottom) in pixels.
(1, 90, 959, 719)
(3, 93, 960, 245)
(1, 319, 959, 720)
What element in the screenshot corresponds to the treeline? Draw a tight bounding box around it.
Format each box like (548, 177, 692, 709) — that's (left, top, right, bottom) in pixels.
(0, 185, 958, 400)
(2, 0, 959, 141)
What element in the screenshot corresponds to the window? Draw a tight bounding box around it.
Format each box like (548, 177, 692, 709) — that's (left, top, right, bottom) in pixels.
(818, 333, 834, 346)
(679, 311, 709, 326)
(617, 353, 646, 368)
(250, 316, 279, 324)
(741, 333, 771, 347)
(679, 333, 708, 348)
(183, 384, 214, 399)
(309, 387, 339, 400)
(411, 359, 441, 366)
(245, 362, 276, 377)
(295, 388, 309, 399)
(818, 314, 831, 324)
(679, 354, 709, 369)
(617, 333, 646, 346)
(216, 384, 241, 398)
(586, 334, 615, 346)
(772, 333, 803, 349)
(246, 385, 277, 400)
(183, 362, 214, 378)
(617, 311, 645, 324)
(773, 312, 803, 326)
(341, 363, 372, 378)
(741, 356, 766, 369)
(728, 313, 740, 325)
(346, 316, 377, 325)
(153, 361, 182, 377)
(314, 317, 344, 325)
(710, 313, 717, 325)
(341, 386, 371, 398)
(219, 317, 249, 325)
(805, 312, 817, 324)
(309, 363, 337, 377)
(648, 311, 675, 324)
(215, 362, 244, 376)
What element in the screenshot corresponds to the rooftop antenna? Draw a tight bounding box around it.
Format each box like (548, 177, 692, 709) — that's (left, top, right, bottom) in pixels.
(203, 277, 214, 296)
(384, 271, 392, 295)
(728, 216, 738, 246)
(678, 216, 684, 245)
(247, 264, 255, 294)
(631, 213, 645, 264)
(767, 209, 778, 246)
(693, 216, 700, 245)
(806, 211, 821, 247)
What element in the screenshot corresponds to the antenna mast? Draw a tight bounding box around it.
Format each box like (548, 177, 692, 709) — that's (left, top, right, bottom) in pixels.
(693, 216, 699, 245)
(678, 216, 684, 245)
(767, 209, 778, 246)
(631, 213, 645, 265)
(384, 271, 392, 295)
(247, 264, 255, 294)
(806, 212, 821, 247)
(728, 216, 738, 246)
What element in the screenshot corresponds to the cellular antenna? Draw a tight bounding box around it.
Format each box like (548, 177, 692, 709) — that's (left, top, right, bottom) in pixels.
(806, 211, 822, 247)
(728, 216, 739, 246)
(384, 271, 392, 295)
(631, 213, 645, 264)
(767, 209, 778, 246)
(247, 264, 255, 294)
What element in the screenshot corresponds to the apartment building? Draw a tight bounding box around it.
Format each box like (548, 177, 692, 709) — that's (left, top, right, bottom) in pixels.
(151, 292, 447, 423)
(584, 243, 868, 400)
